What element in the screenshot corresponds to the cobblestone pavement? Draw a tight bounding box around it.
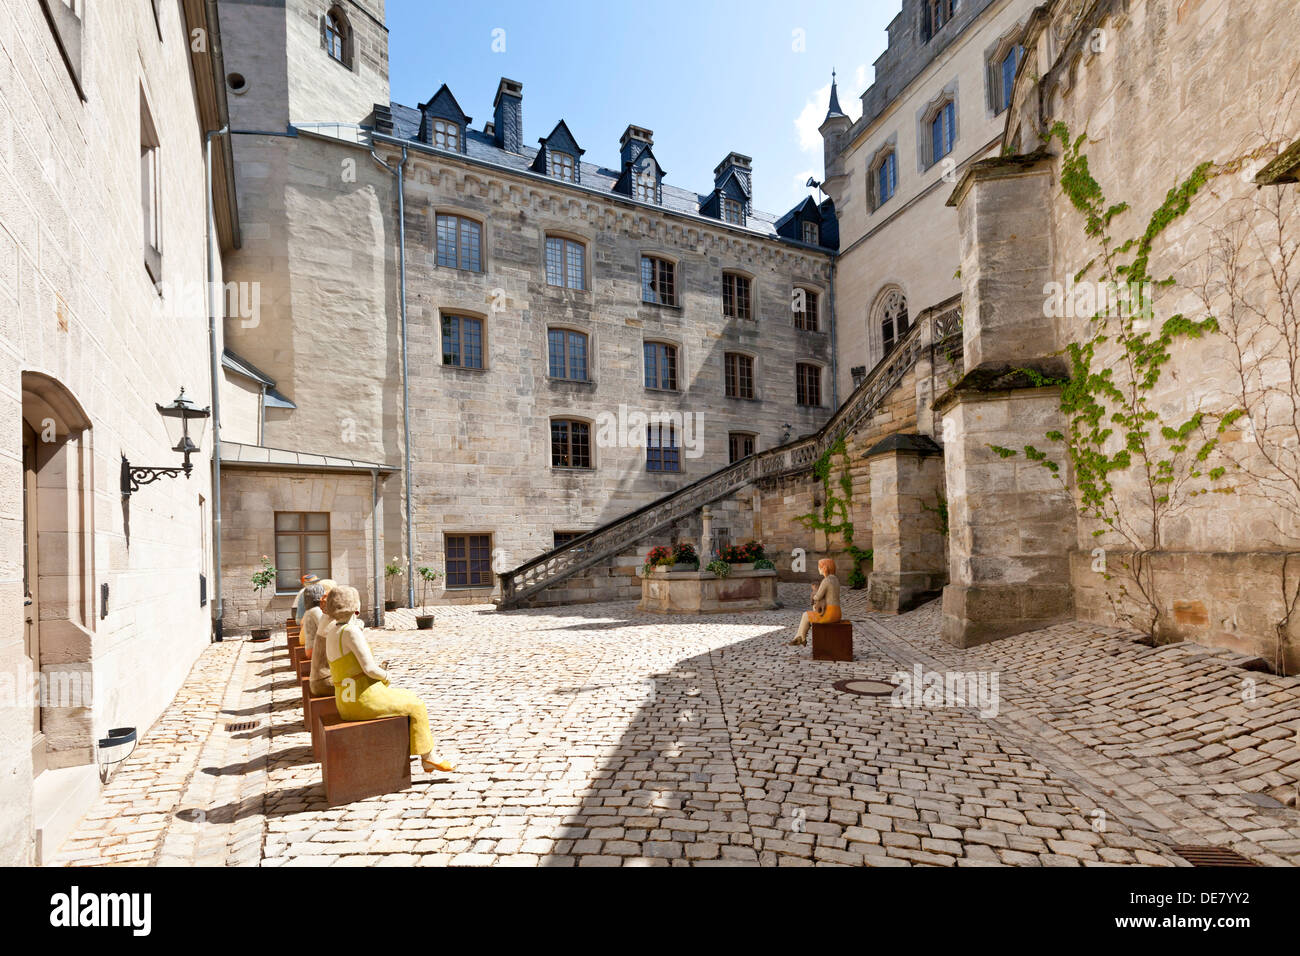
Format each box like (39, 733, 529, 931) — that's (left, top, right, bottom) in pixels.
(54, 586, 1300, 866)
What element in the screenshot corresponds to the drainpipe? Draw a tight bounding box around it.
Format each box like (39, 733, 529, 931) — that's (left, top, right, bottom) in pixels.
(371, 468, 382, 627)
(370, 144, 414, 607)
(205, 126, 228, 641)
(828, 255, 839, 409)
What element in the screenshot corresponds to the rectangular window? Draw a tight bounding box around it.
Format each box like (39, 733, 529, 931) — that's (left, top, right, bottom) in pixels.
(723, 198, 744, 225)
(999, 47, 1021, 112)
(547, 328, 588, 381)
(931, 101, 956, 164)
(273, 512, 330, 591)
(141, 92, 161, 281)
(797, 363, 822, 407)
(442, 314, 484, 368)
(723, 273, 752, 320)
(553, 530, 586, 550)
(877, 151, 898, 206)
(545, 235, 585, 289)
(725, 353, 755, 400)
(802, 221, 820, 245)
(644, 342, 678, 391)
(551, 151, 576, 182)
(436, 214, 482, 272)
(794, 289, 819, 331)
(646, 423, 681, 473)
(641, 256, 676, 306)
(432, 119, 459, 151)
(445, 533, 492, 588)
(634, 170, 656, 202)
(551, 419, 592, 469)
(728, 432, 756, 463)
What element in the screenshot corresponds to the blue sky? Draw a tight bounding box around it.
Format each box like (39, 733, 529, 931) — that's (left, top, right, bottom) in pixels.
(386, 0, 898, 215)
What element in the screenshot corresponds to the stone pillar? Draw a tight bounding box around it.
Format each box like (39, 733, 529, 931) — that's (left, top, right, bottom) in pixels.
(937, 155, 1076, 647)
(865, 434, 947, 614)
(700, 506, 713, 561)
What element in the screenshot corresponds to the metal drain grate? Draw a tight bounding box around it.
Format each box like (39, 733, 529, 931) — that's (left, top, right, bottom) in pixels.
(223, 720, 260, 733)
(1170, 844, 1259, 867)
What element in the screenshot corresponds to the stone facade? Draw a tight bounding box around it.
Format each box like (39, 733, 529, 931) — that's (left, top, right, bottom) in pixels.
(0, 1, 235, 862)
(821, 0, 1038, 397)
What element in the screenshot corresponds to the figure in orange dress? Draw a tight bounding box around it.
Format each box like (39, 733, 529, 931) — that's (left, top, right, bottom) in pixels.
(789, 558, 841, 646)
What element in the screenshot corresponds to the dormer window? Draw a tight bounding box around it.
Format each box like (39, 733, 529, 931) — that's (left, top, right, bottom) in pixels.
(802, 221, 820, 245)
(634, 167, 657, 202)
(432, 119, 459, 151)
(551, 151, 576, 182)
(723, 198, 744, 225)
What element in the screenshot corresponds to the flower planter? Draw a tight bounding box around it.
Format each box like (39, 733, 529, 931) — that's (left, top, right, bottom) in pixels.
(729, 562, 755, 572)
(669, 562, 699, 573)
(640, 567, 778, 614)
(415, 614, 435, 629)
(250, 627, 272, 642)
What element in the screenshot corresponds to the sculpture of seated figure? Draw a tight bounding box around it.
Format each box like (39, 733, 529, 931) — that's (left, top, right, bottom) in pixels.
(789, 558, 841, 646)
(322, 585, 455, 773)
(304, 581, 336, 696)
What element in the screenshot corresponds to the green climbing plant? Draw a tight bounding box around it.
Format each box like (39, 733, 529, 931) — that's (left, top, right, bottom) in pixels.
(796, 437, 873, 588)
(990, 122, 1237, 640)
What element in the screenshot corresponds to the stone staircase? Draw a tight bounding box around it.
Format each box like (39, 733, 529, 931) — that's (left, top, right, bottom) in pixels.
(496, 298, 962, 609)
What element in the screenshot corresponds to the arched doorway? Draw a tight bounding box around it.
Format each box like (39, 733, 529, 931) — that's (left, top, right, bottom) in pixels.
(20, 371, 95, 776)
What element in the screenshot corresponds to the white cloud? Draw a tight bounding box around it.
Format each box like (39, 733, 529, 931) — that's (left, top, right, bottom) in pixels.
(794, 64, 867, 154)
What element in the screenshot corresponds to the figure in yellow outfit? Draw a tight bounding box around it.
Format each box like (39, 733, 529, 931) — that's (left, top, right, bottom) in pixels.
(789, 557, 841, 646)
(322, 586, 455, 773)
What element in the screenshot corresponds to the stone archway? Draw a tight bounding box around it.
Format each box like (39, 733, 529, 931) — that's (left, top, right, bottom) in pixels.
(20, 371, 96, 775)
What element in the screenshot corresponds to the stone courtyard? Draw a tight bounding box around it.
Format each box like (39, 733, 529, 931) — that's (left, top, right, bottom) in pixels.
(52, 585, 1300, 867)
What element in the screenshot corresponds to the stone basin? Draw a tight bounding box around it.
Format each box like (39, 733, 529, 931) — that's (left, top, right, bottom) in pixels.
(638, 567, 779, 614)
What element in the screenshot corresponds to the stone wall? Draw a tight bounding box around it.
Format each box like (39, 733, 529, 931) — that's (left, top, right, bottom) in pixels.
(0, 0, 226, 862)
(219, 468, 385, 630)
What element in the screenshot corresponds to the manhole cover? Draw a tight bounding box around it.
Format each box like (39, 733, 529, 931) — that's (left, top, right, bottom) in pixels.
(1170, 844, 1259, 867)
(224, 720, 260, 733)
(833, 679, 898, 697)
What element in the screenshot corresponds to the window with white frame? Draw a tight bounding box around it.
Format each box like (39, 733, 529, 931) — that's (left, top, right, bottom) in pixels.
(723, 198, 744, 225)
(551, 151, 576, 182)
(431, 119, 459, 151)
(802, 221, 820, 245)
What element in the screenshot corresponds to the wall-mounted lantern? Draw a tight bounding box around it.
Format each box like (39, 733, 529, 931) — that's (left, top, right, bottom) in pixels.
(120, 388, 211, 496)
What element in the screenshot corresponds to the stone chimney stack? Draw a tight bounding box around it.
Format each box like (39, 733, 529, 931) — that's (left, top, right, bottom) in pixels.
(713, 151, 752, 197)
(619, 125, 654, 169)
(492, 78, 523, 152)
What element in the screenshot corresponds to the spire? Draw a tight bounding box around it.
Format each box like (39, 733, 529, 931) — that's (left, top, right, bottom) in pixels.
(825, 68, 845, 120)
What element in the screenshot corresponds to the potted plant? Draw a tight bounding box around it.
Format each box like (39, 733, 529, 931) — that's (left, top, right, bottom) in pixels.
(720, 540, 766, 571)
(250, 555, 276, 641)
(670, 542, 699, 571)
(642, 545, 674, 576)
(706, 558, 731, 578)
(384, 556, 403, 611)
(414, 564, 442, 629)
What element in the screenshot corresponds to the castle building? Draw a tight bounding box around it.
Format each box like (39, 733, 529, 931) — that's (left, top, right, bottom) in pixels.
(0, 0, 237, 863)
(214, 0, 840, 619)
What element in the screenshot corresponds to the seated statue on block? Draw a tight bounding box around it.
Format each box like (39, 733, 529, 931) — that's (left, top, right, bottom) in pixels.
(322, 585, 456, 774)
(304, 580, 336, 695)
(789, 558, 841, 646)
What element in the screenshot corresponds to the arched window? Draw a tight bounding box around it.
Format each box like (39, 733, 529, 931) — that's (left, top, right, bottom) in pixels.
(322, 7, 352, 68)
(870, 147, 898, 209)
(875, 288, 909, 354)
(927, 99, 956, 167)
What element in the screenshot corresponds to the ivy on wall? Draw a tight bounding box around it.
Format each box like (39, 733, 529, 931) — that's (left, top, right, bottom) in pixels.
(987, 122, 1236, 639)
(796, 437, 873, 588)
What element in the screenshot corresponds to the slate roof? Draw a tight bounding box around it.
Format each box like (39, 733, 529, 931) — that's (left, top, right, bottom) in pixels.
(386, 101, 830, 248)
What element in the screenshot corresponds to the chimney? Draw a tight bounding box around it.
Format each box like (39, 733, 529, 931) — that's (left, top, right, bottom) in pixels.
(713, 152, 752, 196)
(492, 78, 523, 152)
(619, 125, 654, 169)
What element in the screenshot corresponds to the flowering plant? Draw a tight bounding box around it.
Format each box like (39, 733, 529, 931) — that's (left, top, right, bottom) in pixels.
(719, 540, 766, 563)
(671, 543, 699, 567)
(643, 545, 675, 576)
